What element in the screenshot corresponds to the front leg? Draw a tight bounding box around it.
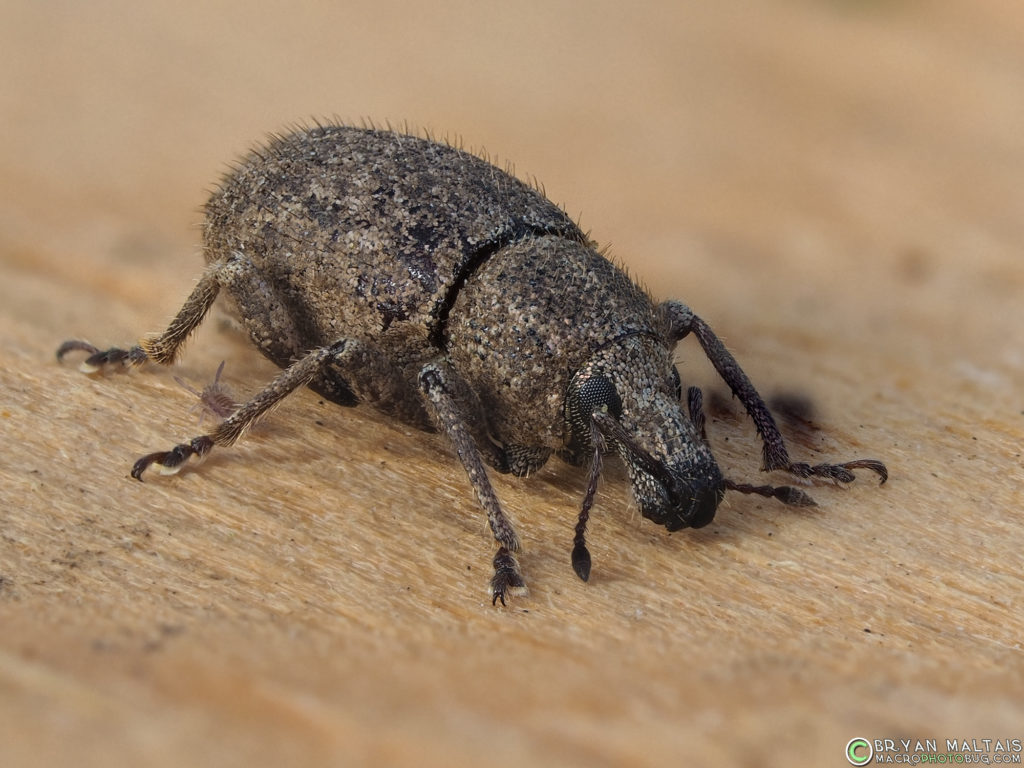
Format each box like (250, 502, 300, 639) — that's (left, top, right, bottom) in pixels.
(661, 300, 888, 486)
(418, 362, 526, 605)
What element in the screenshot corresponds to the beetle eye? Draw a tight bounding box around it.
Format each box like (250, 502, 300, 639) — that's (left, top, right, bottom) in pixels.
(670, 366, 682, 402)
(574, 375, 622, 419)
(565, 373, 622, 450)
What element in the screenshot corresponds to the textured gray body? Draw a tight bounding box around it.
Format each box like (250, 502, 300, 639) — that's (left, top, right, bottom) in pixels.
(58, 123, 886, 603)
(204, 126, 663, 457)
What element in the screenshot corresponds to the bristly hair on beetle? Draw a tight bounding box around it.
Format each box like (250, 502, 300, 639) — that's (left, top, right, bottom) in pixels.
(56, 122, 888, 605)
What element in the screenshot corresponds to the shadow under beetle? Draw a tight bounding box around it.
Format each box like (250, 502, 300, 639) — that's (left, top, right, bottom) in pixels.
(58, 123, 887, 604)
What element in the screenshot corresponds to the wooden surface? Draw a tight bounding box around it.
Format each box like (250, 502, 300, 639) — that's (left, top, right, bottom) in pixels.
(2, 2, 1022, 766)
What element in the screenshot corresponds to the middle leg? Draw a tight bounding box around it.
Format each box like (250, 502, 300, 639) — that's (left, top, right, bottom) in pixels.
(131, 337, 432, 477)
(418, 361, 527, 605)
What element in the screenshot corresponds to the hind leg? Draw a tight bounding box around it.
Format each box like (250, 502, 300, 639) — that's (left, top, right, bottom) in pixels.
(58, 253, 316, 373)
(57, 263, 223, 371)
(58, 252, 366, 410)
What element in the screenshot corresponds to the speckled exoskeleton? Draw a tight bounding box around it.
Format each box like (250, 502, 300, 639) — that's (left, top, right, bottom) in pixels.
(58, 123, 887, 604)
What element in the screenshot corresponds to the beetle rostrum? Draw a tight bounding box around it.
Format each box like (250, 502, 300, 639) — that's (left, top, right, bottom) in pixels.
(57, 122, 887, 604)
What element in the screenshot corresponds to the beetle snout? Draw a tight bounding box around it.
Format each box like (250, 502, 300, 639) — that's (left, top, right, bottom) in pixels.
(660, 481, 725, 531)
(637, 465, 725, 532)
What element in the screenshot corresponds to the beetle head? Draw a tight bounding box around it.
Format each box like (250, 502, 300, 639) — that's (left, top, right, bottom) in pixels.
(566, 336, 724, 530)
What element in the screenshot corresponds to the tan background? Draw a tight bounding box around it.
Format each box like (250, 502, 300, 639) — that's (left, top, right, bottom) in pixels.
(2, 1, 1022, 766)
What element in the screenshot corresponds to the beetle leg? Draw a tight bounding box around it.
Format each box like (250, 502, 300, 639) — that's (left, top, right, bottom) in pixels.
(57, 265, 222, 373)
(418, 362, 526, 605)
(662, 301, 887, 486)
(687, 384, 819, 506)
(131, 336, 439, 477)
(174, 360, 238, 425)
(491, 547, 525, 607)
(131, 341, 352, 478)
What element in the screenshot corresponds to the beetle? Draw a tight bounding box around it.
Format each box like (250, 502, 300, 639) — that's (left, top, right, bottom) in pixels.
(57, 123, 887, 604)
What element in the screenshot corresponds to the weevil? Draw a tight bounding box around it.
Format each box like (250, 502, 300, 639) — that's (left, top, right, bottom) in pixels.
(57, 123, 887, 604)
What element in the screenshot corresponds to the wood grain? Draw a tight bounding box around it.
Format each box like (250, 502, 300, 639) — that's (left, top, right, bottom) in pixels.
(2, 2, 1022, 766)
